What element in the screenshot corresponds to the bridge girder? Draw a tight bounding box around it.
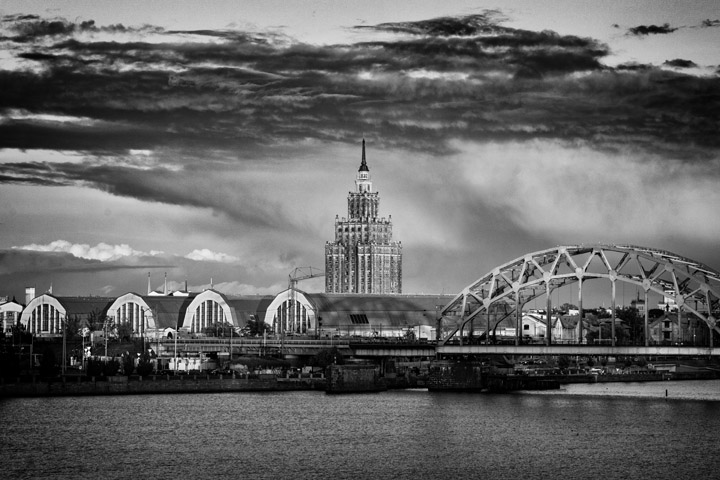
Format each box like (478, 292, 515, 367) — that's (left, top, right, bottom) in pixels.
(439, 244, 720, 345)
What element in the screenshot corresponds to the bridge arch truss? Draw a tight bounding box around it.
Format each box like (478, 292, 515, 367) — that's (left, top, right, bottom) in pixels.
(439, 244, 720, 347)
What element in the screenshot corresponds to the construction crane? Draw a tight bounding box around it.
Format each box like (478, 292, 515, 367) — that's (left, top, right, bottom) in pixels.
(281, 267, 325, 347)
(288, 266, 325, 290)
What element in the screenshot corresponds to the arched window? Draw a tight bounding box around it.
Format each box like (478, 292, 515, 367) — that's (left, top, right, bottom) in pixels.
(116, 301, 145, 335)
(191, 299, 227, 334)
(21, 295, 66, 336)
(274, 299, 310, 334)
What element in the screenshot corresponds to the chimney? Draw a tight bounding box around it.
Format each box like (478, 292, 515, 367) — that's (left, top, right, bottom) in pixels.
(185, 278, 188, 293)
(164, 272, 168, 295)
(147, 272, 151, 295)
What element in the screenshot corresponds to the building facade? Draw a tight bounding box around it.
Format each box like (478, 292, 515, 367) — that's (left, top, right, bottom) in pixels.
(15, 288, 449, 340)
(0, 297, 23, 333)
(325, 140, 402, 294)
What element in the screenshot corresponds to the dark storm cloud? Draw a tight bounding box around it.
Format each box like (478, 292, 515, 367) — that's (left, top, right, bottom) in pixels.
(0, 160, 292, 230)
(0, 247, 281, 299)
(628, 23, 677, 36)
(622, 18, 719, 35)
(1, 12, 719, 216)
(0, 248, 181, 299)
(0, 249, 173, 276)
(356, 12, 511, 36)
(0, 117, 170, 154)
(616, 62, 653, 71)
(1, 14, 158, 42)
(664, 58, 698, 68)
(167, 28, 284, 44)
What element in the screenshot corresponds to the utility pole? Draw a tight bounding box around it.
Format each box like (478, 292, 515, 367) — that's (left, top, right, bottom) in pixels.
(142, 308, 146, 355)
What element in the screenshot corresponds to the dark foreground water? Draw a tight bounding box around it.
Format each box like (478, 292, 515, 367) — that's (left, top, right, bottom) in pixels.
(2, 380, 720, 480)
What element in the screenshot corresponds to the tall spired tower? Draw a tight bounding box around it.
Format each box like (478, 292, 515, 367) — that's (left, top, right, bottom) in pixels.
(325, 139, 402, 294)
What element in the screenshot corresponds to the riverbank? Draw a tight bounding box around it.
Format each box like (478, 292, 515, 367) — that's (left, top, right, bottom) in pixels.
(2, 368, 718, 398)
(545, 368, 720, 384)
(0, 373, 327, 398)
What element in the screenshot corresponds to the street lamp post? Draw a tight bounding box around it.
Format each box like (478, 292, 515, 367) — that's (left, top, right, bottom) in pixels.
(229, 321, 233, 367)
(141, 308, 145, 355)
(61, 313, 66, 376)
(156, 323, 160, 370)
(174, 325, 178, 374)
(104, 319, 109, 358)
(81, 327, 87, 371)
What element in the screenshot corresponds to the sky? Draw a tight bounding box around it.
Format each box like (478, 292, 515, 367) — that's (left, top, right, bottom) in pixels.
(0, 0, 719, 305)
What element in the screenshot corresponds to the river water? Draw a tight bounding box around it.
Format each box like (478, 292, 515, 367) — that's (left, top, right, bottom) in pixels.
(2, 380, 719, 479)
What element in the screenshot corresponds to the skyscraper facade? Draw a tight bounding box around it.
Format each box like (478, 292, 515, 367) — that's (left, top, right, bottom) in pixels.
(325, 140, 402, 294)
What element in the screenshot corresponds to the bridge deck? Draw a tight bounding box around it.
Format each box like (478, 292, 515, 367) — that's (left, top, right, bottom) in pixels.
(151, 338, 719, 357)
(437, 345, 720, 356)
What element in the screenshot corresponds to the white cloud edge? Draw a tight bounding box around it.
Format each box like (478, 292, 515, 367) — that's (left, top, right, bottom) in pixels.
(11, 239, 240, 264)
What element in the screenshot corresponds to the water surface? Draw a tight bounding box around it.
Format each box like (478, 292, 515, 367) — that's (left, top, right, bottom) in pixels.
(2, 382, 719, 479)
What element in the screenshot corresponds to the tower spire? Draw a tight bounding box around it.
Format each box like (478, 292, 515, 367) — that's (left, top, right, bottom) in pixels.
(355, 138, 372, 193)
(359, 138, 368, 172)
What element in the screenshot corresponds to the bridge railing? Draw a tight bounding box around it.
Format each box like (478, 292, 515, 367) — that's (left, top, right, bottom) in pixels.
(157, 337, 352, 346)
(153, 334, 714, 350)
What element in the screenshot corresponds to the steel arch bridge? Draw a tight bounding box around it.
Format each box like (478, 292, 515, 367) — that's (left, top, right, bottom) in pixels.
(438, 244, 720, 349)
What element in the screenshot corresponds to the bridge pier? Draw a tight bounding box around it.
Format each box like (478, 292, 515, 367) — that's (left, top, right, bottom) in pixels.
(326, 365, 385, 394)
(427, 360, 486, 392)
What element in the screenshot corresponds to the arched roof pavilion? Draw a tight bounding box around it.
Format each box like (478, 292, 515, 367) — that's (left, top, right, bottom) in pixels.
(264, 290, 453, 337)
(20, 294, 113, 336)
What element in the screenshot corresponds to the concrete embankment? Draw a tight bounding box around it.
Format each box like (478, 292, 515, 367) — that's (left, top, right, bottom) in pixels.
(0, 374, 326, 398)
(425, 360, 720, 392)
(548, 369, 720, 384)
(4, 368, 716, 398)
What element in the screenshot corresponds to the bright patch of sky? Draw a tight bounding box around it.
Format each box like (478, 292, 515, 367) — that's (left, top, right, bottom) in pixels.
(1, 110, 99, 125)
(185, 249, 240, 264)
(13, 240, 149, 261)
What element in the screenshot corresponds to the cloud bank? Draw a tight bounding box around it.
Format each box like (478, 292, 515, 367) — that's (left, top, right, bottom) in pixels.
(13, 240, 149, 261)
(13, 240, 241, 265)
(0, 13, 717, 221)
(185, 249, 240, 263)
(1, 11, 718, 298)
